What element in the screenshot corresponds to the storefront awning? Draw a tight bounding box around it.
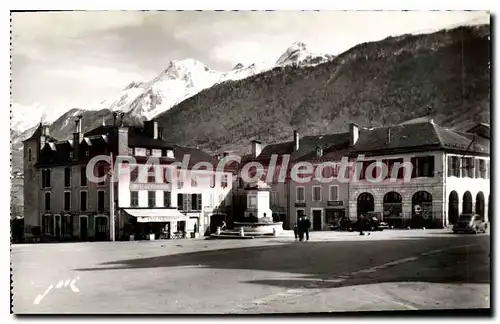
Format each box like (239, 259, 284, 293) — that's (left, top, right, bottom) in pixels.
(123, 209, 188, 223)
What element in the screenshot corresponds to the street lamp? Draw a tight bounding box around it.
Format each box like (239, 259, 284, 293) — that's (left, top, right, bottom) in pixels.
(108, 152, 115, 242)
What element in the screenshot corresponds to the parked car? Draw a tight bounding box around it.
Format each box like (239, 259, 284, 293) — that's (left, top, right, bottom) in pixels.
(453, 214, 487, 234)
(349, 213, 386, 232)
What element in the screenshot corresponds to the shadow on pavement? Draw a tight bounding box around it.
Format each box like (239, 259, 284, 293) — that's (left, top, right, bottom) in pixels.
(75, 235, 490, 290)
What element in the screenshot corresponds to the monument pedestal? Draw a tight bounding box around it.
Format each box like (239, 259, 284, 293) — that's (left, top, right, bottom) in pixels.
(235, 181, 283, 234)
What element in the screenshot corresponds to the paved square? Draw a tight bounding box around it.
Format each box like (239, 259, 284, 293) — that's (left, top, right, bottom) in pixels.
(12, 229, 490, 314)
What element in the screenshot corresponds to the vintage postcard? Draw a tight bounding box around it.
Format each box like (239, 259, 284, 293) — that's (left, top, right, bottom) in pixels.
(10, 9, 491, 315)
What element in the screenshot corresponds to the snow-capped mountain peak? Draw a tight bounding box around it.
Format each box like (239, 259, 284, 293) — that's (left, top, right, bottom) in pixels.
(276, 41, 334, 67)
(11, 42, 335, 133)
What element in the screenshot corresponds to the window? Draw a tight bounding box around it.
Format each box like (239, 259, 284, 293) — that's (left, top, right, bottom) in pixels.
(97, 165, 106, 185)
(85, 149, 89, 157)
(80, 167, 87, 186)
(64, 167, 71, 187)
(69, 151, 73, 159)
(296, 187, 305, 202)
(359, 160, 376, 180)
(448, 156, 460, 177)
(64, 192, 71, 211)
(148, 191, 156, 208)
(44, 192, 51, 211)
(163, 191, 171, 207)
(191, 194, 202, 210)
(329, 185, 339, 201)
(97, 191, 105, 212)
(461, 157, 474, 178)
(221, 174, 228, 188)
(130, 191, 139, 207)
(411, 156, 435, 178)
(312, 186, 321, 201)
(383, 158, 405, 179)
(177, 193, 184, 210)
(41, 169, 51, 188)
(28, 148, 32, 162)
(43, 214, 53, 235)
(316, 147, 323, 157)
(481, 160, 487, 179)
(147, 167, 156, 183)
(80, 191, 87, 211)
(146, 149, 152, 156)
(191, 176, 197, 188)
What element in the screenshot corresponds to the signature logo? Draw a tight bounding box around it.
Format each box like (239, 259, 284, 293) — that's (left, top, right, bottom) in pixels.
(34, 277, 80, 305)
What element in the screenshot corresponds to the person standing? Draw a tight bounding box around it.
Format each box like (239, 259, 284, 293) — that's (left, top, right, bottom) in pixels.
(293, 223, 299, 241)
(303, 216, 311, 242)
(297, 216, 304, 241)
(359, 214, 365, 236)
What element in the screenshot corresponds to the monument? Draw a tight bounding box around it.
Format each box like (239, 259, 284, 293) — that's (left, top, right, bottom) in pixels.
(233, 180, 283, 235)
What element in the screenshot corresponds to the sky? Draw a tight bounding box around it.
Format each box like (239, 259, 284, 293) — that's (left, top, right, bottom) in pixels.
(11, 10, 489, 122)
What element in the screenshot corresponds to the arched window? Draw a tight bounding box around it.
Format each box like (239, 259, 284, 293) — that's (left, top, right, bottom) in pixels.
(383, 191, 403, 218)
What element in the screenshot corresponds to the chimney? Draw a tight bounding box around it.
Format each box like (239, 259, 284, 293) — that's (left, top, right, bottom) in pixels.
(349, 123, 359, 147)
(42, 125, 50, 137)
(73, 115, 83, 159)
(251, 140, 262, 158)
(293, 130, 299, 151)
(119, 112, 125, 127)
(112, 112, 118, 126)
(118, 126, 129, 155)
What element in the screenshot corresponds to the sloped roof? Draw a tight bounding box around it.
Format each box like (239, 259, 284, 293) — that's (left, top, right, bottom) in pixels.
(351, 121, 489, 156)
(256, 132, 350, 162)
(22, 123, 58, 143)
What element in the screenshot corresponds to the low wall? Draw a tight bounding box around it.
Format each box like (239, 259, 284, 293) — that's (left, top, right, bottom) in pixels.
(233, 222, 284, 234)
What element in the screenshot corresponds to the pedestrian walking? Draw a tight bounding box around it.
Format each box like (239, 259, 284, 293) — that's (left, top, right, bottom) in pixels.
(303, 216, 311, 241)
(293, 223, 299, 240)
(359, 214, 365, 236)
(297, 216, 305, 241)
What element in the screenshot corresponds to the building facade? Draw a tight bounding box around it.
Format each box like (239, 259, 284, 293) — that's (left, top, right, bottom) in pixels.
(23, 118, 234, 242)
(347, 120, 490, 228)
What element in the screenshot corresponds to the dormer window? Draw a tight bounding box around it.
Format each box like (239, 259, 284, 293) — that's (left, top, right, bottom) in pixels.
(316, 147, 323, 157)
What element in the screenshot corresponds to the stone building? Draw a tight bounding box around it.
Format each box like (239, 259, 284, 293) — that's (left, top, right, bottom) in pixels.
(347, 119, 490, 228)
(237, 130, 352, 231)
(23, 117, 235, 242)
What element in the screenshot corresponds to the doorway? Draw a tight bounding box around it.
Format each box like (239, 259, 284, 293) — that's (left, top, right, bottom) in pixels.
(312, 209, 322, 231)
(54, 215, 61, 238)
(79, 217, 88, 241)
(357, 192, 375, 217)
(95, 216, 108, 241)
(448, 191, 459, 225)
